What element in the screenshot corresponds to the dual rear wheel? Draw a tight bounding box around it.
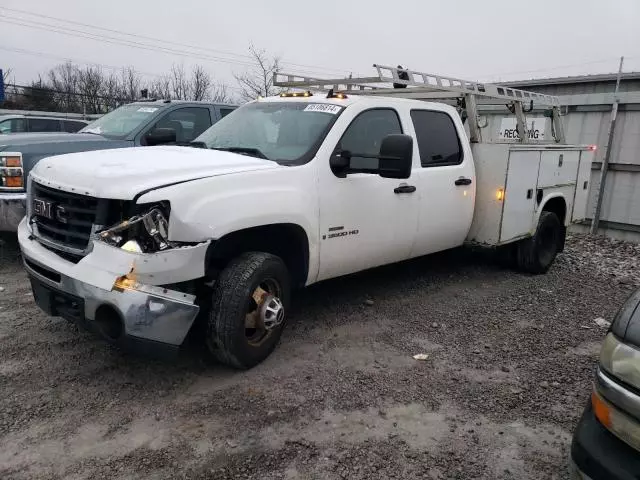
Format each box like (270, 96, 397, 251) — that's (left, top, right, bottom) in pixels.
(500, 211, 564, 274)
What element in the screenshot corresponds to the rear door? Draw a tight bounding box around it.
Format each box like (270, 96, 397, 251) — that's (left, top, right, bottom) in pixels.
(27, 118, 62, 133)
(408, 109, 475, 256)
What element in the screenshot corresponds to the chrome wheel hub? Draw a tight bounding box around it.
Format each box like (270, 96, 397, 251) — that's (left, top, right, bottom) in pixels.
(260, 295, 285, 330)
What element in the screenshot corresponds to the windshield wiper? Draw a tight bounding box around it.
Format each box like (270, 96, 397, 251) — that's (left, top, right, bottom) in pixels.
(79, 131, 102, 135)
(211, 146, 270, 160)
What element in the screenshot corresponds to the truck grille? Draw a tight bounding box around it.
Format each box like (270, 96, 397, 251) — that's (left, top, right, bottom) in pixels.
(31, 182, 99, 251)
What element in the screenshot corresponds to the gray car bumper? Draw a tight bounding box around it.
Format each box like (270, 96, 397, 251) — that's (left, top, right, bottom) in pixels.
(18, 219, 200, 350)
(0, 192, 26, 232)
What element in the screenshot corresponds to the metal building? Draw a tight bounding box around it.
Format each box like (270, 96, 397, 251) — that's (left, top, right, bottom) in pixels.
(486, 73, 640, 240)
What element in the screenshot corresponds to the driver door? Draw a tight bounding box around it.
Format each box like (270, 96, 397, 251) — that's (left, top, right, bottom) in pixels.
(317, 108, 419, 281)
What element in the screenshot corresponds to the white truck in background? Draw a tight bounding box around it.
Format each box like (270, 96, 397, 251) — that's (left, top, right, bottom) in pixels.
(17, 65, 595, 369)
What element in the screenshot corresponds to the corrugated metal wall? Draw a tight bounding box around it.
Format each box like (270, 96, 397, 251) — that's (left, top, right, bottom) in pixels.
(505, 80, 640, 96)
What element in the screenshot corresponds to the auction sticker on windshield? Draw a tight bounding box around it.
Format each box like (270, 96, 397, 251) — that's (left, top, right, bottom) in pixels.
(137, 107, 159, 113)
(303, 104, 342, 114)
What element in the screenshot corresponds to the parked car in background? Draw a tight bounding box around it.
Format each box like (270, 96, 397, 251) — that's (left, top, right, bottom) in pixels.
(0, 114, 89, 134)
(571, 288, 640, 479)
(0, 100, 237, 231)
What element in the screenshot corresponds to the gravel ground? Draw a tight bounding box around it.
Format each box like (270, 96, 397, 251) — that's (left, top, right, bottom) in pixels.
(0, 232, 639, 480)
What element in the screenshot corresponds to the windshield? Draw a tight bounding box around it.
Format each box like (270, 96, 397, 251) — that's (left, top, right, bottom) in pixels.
(195, 101, 343, 164)
(79, 104, 162, 139)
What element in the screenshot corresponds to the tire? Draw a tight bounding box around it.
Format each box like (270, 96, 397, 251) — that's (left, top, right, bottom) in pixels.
(496, 243, 518, 269)
(206, 252, 290, 369)
(516, 211, 562, 274)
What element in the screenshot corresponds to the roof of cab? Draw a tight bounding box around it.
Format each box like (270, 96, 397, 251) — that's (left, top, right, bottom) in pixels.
(128, 99, 239, 107)
(256, 93, 457, 114)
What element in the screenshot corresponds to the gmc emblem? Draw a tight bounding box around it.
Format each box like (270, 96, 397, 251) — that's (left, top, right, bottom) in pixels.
(33, 198, 68, 224)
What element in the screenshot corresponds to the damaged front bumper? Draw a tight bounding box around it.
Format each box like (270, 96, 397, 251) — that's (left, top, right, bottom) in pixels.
(0, 192, 26, 232)
(18, 218, 210, 354)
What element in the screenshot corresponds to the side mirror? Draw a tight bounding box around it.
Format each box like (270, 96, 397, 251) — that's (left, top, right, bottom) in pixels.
(378, 134, 413, 179)
(145, 127, 176, 146)
(329, 151, 351, 177)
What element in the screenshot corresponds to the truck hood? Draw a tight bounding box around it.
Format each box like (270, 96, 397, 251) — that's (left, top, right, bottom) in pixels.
(30, 146, 280, 199)
(0, 132, 113, 146)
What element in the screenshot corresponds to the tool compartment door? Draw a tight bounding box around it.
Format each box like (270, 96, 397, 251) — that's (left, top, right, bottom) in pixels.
(500, 150, 540, 242)
(572, 150, 593, 222)
(538, 150, 580, 188)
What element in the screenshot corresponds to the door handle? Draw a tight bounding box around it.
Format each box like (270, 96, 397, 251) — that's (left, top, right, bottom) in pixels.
(394, 184, 416, 194)
(454, 177, 472, 186)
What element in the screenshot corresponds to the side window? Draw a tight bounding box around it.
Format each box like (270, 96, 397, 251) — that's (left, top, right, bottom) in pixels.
(28, 118, 61, 133)
(219, 108, 234, 118)
(12, 118, 27, 133)
(62, 120, 86, 133)
(0, 119, 12, 134)
(410, 110, 462, 167)
(153, 107, 212, 143)
(338, 109, 402, 170)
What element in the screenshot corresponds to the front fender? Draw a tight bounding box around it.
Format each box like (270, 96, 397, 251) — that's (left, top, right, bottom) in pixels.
(136, 167, 319, 276)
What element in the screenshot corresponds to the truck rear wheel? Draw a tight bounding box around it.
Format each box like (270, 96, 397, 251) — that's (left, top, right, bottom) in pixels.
(516, 211, 562, 274)
(206, 252, 290, 369)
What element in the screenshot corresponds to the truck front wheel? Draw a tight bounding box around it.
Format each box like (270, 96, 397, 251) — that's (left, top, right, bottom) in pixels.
(516, 211, 563, 274)
(206, 252, 291, 369)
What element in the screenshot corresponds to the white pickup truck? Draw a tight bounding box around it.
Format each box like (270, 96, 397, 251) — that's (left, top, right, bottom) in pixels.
(17, 66, 595, 368)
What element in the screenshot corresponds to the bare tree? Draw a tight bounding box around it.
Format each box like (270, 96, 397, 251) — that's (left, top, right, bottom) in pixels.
(170, 64, 190, 100)
(119, 66, 141, 102)
(77, 66, 105, 114)
(149, 74, 171, 100)
(190, 65, 212, 101)
(210, 82, 231, 103)
(49, 62, 80, 112)
(102, 72, 122, 111)
(234, 45, 281, 101)
(2, 68, 12, 84)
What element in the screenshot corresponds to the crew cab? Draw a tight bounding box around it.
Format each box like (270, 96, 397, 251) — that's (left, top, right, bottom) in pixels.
(0, 100, 237, 232)
(17, 66, 595, 369)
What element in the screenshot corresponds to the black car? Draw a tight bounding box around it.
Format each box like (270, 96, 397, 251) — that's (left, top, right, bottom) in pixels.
(571, 288, 640, 479)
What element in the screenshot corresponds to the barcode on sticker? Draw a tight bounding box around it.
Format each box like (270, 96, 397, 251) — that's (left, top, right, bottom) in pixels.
(303, 104, 342, 115)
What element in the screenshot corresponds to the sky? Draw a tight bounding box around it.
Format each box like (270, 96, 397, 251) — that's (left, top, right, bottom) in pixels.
(1, 0, 640, 96)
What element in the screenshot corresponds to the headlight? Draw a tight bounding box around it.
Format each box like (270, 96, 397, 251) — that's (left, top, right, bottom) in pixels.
(600, 333, 640, 390)
(97, 206, 173, 253)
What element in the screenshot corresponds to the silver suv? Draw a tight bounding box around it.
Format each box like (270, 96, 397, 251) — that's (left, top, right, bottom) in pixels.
(0, 115, 88, 134)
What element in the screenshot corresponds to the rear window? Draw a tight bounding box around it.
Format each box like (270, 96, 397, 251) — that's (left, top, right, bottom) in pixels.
(410, 110, 462, 167)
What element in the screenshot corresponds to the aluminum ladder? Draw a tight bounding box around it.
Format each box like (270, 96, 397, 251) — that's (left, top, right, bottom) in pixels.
(273, 64, 566, 144)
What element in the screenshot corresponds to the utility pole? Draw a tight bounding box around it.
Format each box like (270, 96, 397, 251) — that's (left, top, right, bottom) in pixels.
(591, 56, 624, 234)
